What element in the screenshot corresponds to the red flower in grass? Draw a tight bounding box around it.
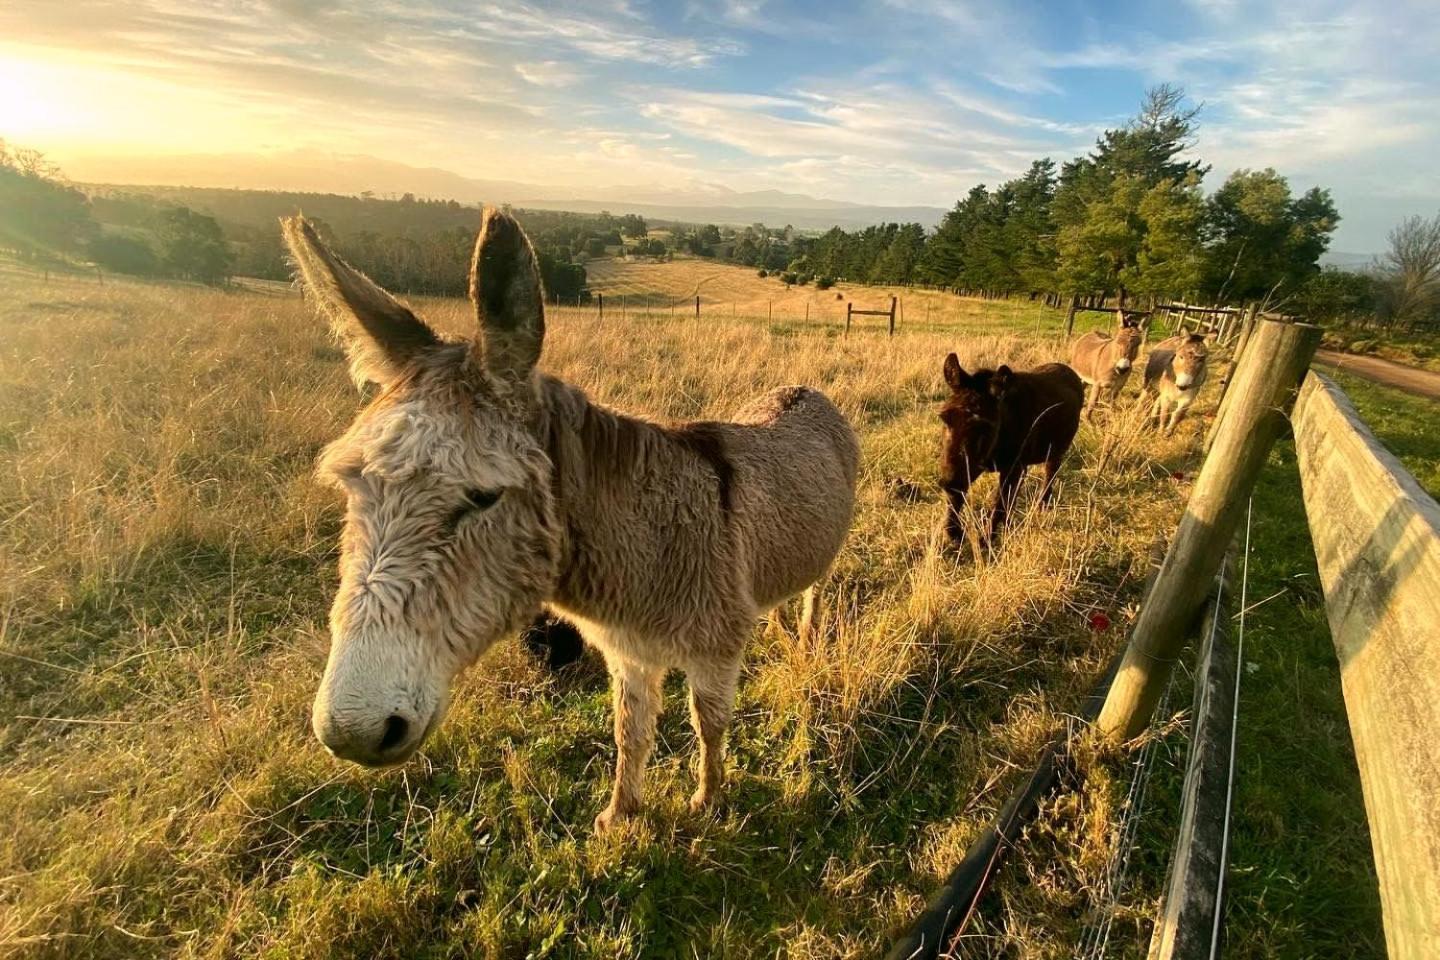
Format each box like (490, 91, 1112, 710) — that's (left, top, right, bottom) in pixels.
(1088, 611, 1113, 633)
(1170, 470, 1186, 482)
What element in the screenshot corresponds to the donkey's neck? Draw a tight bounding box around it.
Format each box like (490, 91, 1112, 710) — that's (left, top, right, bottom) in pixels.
(533, 374, 724, 622)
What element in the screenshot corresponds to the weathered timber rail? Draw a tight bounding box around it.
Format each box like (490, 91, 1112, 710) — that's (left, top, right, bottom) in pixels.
(1147, 550, 1239, 959)
(845, 296, 897, 336)
(1293, 371, 1440, 960)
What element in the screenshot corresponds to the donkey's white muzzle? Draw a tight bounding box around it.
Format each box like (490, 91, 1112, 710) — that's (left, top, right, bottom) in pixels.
(1115, 358, 1132, 371)
(312, 630, 444, 767)
(1175, 373, 1194, 389)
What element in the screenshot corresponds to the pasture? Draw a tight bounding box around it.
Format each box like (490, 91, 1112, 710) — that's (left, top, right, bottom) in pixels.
(0, 259, 1381, 958)
(584, 256, 1065, 338)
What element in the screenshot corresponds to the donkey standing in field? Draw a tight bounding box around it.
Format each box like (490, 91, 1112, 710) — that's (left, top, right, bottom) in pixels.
(939, 354, 1083, 546)
(1070, 312, 1143, 420)
(1144, 334, 1209, 434)
(284, 209, 859, 832)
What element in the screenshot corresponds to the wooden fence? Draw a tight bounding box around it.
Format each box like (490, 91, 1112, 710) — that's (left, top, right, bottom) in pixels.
(845, 296, 897, 336)
(1292, 372, 1440, 959)
(1104, 330, 1440, 959)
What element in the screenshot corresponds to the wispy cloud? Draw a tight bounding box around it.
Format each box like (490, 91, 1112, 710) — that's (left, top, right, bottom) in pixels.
(0, 0, 1435, 248)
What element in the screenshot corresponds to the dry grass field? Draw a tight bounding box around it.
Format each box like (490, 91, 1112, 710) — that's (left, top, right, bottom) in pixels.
(1, 259, 1214, 958)
(584, 256, 1085, 339)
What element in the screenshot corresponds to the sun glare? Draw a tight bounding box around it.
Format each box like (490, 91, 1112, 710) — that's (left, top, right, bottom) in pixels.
(0, 48, 271, 156)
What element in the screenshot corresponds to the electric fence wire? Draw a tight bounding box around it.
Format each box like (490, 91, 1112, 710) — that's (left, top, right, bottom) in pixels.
(1075, 671, 1182, 960)
(1077, 496, 1254, 959)
(1209, 496, 1253, 960)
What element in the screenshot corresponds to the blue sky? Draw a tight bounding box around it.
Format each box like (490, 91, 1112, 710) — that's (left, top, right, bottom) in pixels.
(2, 0, 1436, 250)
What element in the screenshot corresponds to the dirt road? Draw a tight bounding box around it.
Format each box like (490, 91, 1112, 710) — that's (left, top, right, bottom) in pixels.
(1314, 350, 1440, 401)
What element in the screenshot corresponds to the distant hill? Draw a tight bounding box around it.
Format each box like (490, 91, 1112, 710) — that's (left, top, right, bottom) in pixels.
(59, 148, 947, 231)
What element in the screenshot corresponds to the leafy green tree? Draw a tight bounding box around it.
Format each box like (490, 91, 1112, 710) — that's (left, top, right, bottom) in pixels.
(157, 207, 233, 283)
(89, 232, 160, 276)
(1053, 86, 1206, 300)
(1201, 168, 1339, 303)
(1295, 268, 1378, 325)
(1123, 174, 1205, 300)
(1005, 160, 1058, 293)
(1056, 175, 1146, 296)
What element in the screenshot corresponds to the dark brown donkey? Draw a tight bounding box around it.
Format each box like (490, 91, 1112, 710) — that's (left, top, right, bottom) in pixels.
(939, 354, 1084, 545)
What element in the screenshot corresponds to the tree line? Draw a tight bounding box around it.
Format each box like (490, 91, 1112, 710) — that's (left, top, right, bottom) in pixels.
(741, 88, 1345, 313)
(5, 100, 1438, 332)
(699, 86, 1433, 332)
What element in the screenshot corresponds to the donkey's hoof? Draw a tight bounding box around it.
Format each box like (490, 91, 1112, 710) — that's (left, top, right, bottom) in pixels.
(593, 804, 634, 834)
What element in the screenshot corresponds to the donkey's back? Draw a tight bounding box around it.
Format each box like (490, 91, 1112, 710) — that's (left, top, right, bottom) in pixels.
(1069, 331, 1115, 385)
(718, 386, 859, 608)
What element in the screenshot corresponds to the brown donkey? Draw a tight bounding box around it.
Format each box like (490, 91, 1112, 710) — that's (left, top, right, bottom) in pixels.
(1070, 312, 1143, 419)
(1143, 334, 1209, 433)
(939, 354, 1083, 545)
(285, 209, 859, 832)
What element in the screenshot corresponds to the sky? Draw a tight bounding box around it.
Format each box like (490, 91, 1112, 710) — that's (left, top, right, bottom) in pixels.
(1, 0, 1436, 252)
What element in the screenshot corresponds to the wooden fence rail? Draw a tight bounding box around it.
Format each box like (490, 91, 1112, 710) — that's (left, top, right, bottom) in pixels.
(1293, 372, 1440, 960)
(1147, 552, 1238, 960)
(845, 296, 897, 336)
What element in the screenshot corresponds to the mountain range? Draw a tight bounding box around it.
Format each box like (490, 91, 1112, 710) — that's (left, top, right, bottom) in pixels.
(58, 148, 948, 231)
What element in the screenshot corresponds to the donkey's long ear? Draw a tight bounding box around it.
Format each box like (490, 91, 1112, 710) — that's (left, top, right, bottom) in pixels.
(469, 207, 544, 385)
(943, 353, 968, 392)
(282, 216, 438, 387)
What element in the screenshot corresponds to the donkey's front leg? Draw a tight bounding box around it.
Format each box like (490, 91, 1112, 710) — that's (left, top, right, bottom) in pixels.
(595, 655, 664, 834)
(686, 658, 742, 813)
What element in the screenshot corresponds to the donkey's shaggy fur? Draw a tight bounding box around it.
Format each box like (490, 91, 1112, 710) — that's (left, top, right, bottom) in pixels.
(938, 354, 1082, 546)
(284, 209, 859, 832)
(1070, 313, 1143, 420)
(1144, 333, 1209, 434)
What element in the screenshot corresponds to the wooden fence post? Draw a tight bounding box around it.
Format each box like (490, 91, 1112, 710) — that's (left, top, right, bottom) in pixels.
(1064, 294, 1079, 339)
(695, 295, 700, 318)
(596, 292, 603, 321)
(1096, 320, 1321, 741)
(1205, 302, 1263, 452)
(1294, 373, 1440, 960)
(845, 302, 853, 337)
(888, 296, 897, 336)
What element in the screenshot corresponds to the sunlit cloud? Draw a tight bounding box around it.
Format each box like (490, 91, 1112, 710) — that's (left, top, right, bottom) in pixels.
(0, 0, 1434, 248)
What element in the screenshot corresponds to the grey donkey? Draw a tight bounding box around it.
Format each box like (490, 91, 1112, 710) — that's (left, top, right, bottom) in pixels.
(1069, 312, 1144, 420)
(1144, 333, 1209, 433)
(284, 209, 860, 832)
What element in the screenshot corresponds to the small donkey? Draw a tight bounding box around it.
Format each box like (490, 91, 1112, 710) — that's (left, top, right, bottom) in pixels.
(285, 209, 859, 832)
(1070, 312, 1143, 420)
(939, 354, 1083, 546)
(1143, 333, 1209, 433)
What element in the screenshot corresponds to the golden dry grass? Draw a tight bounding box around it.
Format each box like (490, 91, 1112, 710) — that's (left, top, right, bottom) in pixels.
(0, 258, 1209, 958)
(583, 256, 1076, 338)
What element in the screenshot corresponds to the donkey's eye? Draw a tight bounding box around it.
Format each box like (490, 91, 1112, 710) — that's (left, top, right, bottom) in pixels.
(463, 488, 502, 512)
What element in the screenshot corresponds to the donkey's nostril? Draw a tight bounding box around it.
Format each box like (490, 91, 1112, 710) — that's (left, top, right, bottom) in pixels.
(378, 714, 410, 752)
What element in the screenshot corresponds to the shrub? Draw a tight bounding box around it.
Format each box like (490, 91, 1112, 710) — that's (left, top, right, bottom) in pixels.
(779, 271, 798, 286)
(89, 233, 160, 276)
(756, 268, 768, 278)
(816, 276, 835, 290)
